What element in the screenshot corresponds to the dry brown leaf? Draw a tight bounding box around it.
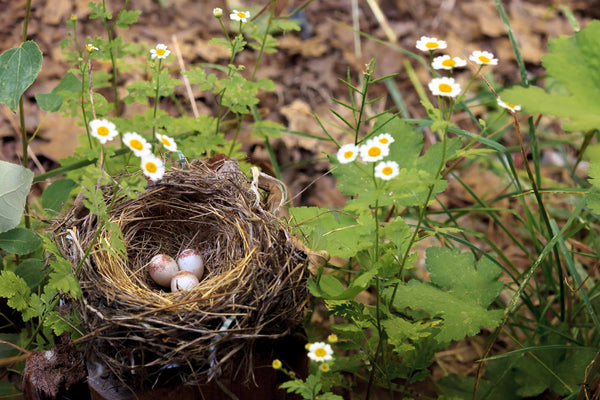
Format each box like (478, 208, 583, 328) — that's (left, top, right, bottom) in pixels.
(278, 35, 328, 58)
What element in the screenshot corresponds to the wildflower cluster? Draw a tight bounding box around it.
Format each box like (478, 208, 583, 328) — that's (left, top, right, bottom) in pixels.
(336, 133, 399, 181)
(89, 117, 176, 182)
(416, 35, 518, 112)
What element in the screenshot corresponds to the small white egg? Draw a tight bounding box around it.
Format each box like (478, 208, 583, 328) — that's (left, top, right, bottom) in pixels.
(176, 249, 204, 279)
(148, 254, 179, 287)
(170, 271, 200, 291)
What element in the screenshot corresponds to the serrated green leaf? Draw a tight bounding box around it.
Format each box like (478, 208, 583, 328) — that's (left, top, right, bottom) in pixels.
(503, 20, 600, 131)
(35, 71, 81, 112)
(426, 247, 503, 307)
(115, 9, 141, 29)
(47, 258, 81, 298)
(382, 316, 433, 354)
(0, 160, 34, 233)
(0, 41, 42, 111)
(289, 206, 373, 258)
(0, 228, 42, 255)
(387, 247, 503, 343)
(0, 270, 31, 314)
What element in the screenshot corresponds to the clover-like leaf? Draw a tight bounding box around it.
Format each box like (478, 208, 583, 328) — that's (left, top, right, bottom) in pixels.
(503, 20, 600, 131)
(388, 247, 503, 343)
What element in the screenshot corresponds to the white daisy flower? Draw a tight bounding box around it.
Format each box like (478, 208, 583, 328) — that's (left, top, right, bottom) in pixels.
(432, 55, 467, 70)
(156, 133, 177, 152)
(141, 154, 165, 182)
(373, 133, 394, 146)
(469, 50, 498, 65)
(230, 10, 250, 23)
(374, 161, 399, 181)
(213, 8, 223, 18)
(359, 139, 389, 162)
(150, 44, 170, 59)
(336, 143, 359, 164)
(123, 132, 151, 157)
(416, 36, 447, 52)
(428, 77, 461, 98)
(86, 44, 98, 52)
(89, 119, 119, 144)
(307, 342, 333, 362)
(497, 97, 521, 112)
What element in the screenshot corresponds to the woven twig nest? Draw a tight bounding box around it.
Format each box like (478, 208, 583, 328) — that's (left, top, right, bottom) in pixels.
(55, 157, 309, 388)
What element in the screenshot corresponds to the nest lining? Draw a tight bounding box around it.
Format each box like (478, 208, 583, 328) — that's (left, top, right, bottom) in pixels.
(56, 158, 308, 387)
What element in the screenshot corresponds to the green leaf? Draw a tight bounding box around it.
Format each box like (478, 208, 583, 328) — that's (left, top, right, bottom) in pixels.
(382, 316, 433, 354)
(41, 178, 77, 213)
(0, 41, 42, 111)
(309, 270, 376, 300)
(47, 257, 81, 298)
(0, 228, 42, 255)
(387, 247, 503, 343)
(279, 379, 313, 398)
(115, 9, 141, 29)
(15, 258, 45, 289)
(35, 72, 81, 112)
(289, 206, 373, 258)
(502, 20, 600, 131)
(0, 160, 34, 233)
(0, 270, 31, 315)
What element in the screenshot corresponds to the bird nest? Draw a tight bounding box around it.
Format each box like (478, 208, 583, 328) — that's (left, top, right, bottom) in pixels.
(54, 157, 309, 389)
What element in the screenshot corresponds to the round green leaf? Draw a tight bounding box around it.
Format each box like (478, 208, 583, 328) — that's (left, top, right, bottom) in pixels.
(0, 228, 42, 255)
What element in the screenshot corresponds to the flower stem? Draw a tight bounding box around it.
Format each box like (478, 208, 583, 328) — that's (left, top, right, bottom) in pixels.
(19, 0, 32, 229)
(152, 59, 162, 141)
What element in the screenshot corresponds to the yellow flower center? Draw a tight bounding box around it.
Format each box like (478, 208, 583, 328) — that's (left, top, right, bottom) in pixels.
(478, 55, 490, 63)
(367, 147, 381, 157)
(156, 48, 166, 56)
(97, 126, 109, 136)
(237, 11, 246, 18)
(161, 137, 171, 147)
(87, 45, 94, 51)
(379, 138, 389, 144)
(145, 162, 158, 173)
(439, 83, 453, 93)
(344, 150, 354, 159)
(315, 347, 327, 358)
(442, 59, 456, 67)
(130, 139, 143, 151)
(425, 41, 438, 49)
(506, 102, 516, 109)
(382, 166, 394, 175)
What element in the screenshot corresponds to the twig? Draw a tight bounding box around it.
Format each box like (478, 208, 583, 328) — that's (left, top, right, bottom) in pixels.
(171, 34, 199, 118)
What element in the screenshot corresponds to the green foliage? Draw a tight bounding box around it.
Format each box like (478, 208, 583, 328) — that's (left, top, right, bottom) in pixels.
(35, 72, 81, 112)
(0, 228, 42, 255)
(0, 161, 34, 233)
(0, 41, 42, 112)
(41, 178, 77, 214)
(388, 247, 503, 343)
(503, 20, 600, 131)
(289, 206, 373, 258)
(279, 374, 343, 400)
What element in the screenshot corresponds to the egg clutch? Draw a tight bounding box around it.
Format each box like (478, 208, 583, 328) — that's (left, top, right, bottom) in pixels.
(148, 249, 204, 291)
